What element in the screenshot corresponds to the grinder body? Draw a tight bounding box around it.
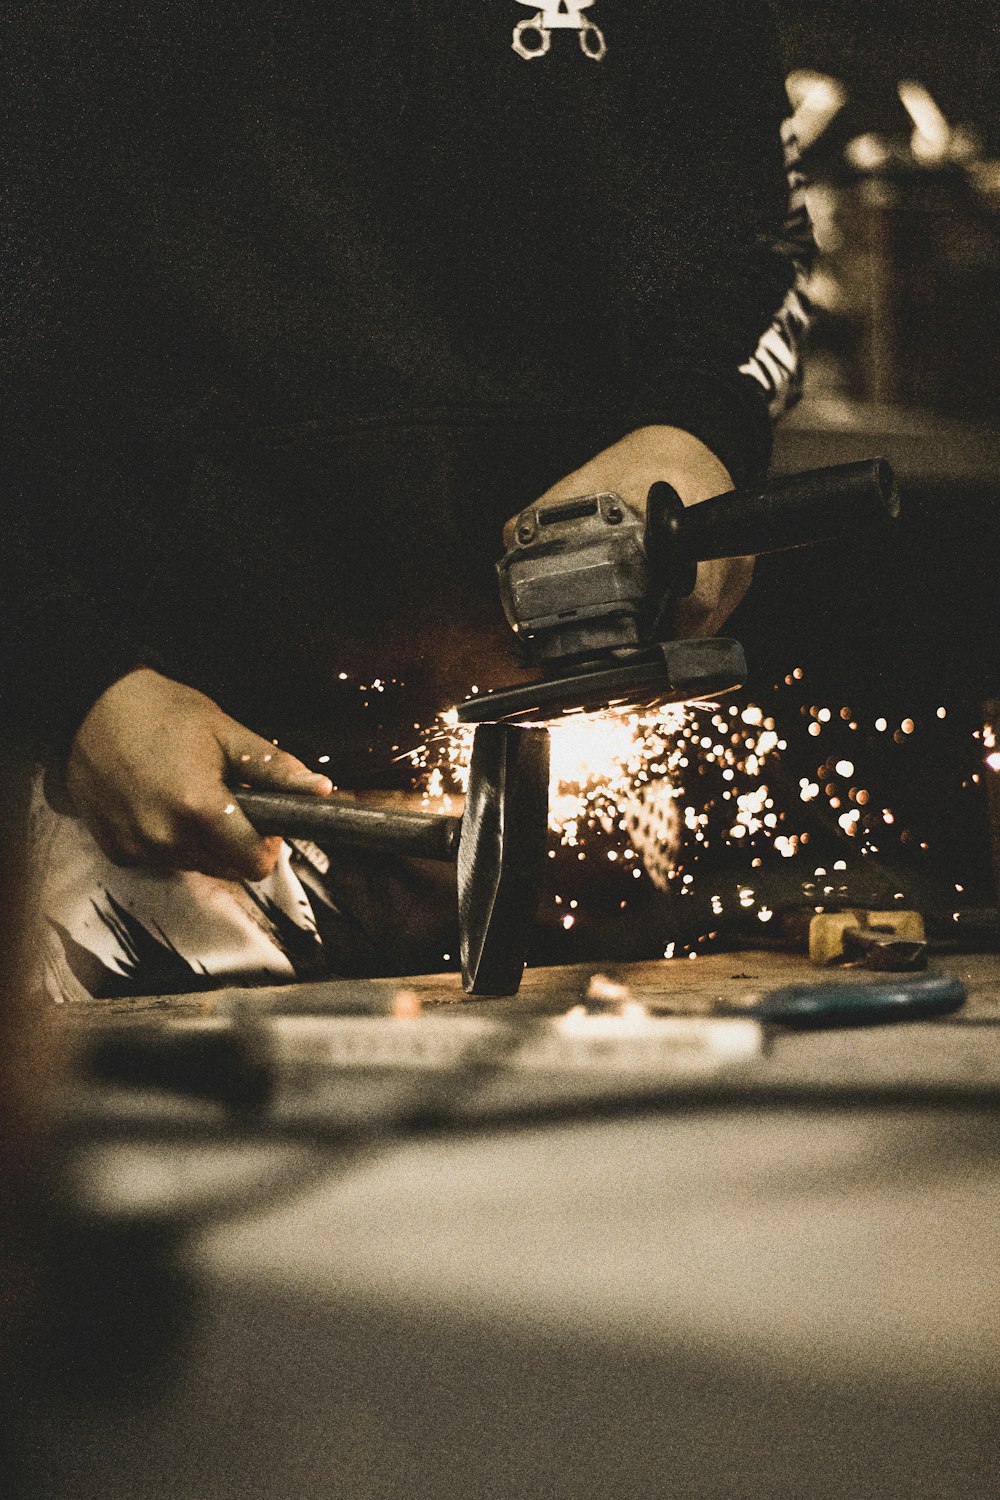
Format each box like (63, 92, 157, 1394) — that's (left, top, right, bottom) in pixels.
(498, 487, 692, 671)
(458, 459, 900, 724)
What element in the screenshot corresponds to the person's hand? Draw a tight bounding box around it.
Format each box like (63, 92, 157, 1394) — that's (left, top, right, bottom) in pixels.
(508, 425, 754, 637)
(65, 669, 333, 881)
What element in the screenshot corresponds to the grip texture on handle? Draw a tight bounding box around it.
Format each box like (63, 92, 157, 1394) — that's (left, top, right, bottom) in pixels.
(673, 459, 900, 563)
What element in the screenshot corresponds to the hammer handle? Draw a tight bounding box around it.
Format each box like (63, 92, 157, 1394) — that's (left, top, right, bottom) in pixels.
(235, 789, 462, 862)
(670, 459, 900, 562)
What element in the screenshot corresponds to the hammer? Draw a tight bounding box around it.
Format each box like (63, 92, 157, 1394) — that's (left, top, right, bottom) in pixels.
(234, 722, 550, 996)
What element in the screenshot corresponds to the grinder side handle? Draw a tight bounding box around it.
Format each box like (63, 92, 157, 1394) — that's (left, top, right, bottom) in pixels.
(657, 458, 900, 567)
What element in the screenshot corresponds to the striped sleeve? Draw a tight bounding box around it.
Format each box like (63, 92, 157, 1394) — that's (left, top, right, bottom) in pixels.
(737, 120, 816, 418)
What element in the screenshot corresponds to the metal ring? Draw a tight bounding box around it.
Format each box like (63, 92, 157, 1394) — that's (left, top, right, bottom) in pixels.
(512, 18, 551, 60)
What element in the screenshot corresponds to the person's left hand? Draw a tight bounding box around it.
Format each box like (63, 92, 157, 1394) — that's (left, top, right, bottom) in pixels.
(506, 425, 755, 638)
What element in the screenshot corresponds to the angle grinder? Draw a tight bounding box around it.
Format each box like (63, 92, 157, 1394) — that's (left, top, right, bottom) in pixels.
(456, 459, 900, 724)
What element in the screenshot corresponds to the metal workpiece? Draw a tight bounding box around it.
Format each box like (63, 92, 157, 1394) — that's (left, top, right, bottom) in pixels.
(457, 721, 550, 996)
(235, 722, 551, 996)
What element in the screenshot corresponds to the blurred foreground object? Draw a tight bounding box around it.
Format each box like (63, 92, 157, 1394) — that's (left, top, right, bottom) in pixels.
(0, 743, 58, 1365)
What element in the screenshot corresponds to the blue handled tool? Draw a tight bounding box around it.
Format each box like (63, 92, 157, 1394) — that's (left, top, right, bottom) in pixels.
(713, 971, 966, 1029)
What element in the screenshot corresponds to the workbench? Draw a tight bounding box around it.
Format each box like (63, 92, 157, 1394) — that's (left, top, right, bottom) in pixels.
(15, 951, 1000, 1500)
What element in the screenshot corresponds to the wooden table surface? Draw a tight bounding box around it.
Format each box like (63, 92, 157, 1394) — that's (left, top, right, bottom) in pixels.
(18, 950, 1000, 1500)
(53, 945, 1000, 1020)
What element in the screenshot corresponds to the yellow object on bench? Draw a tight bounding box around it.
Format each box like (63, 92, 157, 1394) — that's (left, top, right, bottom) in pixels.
(809, 909, 926, 966)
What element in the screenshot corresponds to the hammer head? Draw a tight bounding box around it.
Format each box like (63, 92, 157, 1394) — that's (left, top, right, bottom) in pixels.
(459, 722, 551, 995)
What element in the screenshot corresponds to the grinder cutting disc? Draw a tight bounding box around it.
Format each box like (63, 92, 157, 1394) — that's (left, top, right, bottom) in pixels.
(455, 638, 747, 725)
(458, 721, 551, 995)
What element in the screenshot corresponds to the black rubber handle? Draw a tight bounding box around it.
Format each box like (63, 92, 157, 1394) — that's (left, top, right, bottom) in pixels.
(664, 459, 900, 563)
(235, 789, 462, 862)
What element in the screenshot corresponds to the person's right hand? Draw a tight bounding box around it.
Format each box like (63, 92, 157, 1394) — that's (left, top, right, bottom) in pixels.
(65, 668, 333, 881)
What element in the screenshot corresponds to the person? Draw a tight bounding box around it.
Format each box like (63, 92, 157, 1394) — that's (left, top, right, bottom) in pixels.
(3, 2, 813, 999)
